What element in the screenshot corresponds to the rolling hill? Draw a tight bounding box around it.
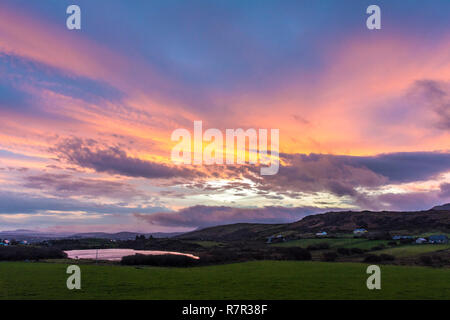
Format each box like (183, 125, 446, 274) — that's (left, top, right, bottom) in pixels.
(432, 203, 450, 211)
(176, 207, 450, 241)
(68, 231, 183, 240)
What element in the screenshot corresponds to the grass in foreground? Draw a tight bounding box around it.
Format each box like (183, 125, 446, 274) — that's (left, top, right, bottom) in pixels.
(1, 260, 449, 299)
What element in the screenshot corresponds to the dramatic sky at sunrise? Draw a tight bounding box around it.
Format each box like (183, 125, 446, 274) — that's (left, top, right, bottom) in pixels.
(0, 0, 449, 233)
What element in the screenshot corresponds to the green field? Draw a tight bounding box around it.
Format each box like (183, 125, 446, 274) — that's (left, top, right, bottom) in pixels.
(1, 261, 449, 299)
(272, 238, 390, 249)
(418, 232, 450, 238)
(375, 244, 450, 257)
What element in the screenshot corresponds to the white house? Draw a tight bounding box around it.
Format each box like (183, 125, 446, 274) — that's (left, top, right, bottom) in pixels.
(266, 234, 285, 243)
(315, 231, 327, 237)
(353, 228, 368, 235)
(415, 238, 427, 244)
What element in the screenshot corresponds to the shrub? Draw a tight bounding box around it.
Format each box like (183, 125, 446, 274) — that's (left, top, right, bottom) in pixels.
(337, 248, 351, 255)
(280, 247, 312, 260)
(0, 246, 67, 261)
(364, 254, 382, 263)
(206, 248, 237, 262)
(431, 255, 442, 262)
(400, 238, 414, 244)
(322, 252, 338, 261)
(198, 251, 234, 264)
(419, 255, 433, 266)
(388, 241, 397, 246)
(367, 232, 388, 240)
(379, 254, 395, 261)
(306, 243, 330, 250)
(121, 254, 199, 267)
(350, 248, 365, 254)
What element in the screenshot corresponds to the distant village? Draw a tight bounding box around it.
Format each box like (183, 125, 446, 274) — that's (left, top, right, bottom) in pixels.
(266, 228, 449, 244)
(0, 239, 28, 246)
(1, 228, 448, 247)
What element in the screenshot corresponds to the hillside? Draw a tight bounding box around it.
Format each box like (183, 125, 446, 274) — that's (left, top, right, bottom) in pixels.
(432, 203, 450, 211)
(176, 223, 285, 241)
(286, 209, 450, 233)
(176, 208, 450, 241)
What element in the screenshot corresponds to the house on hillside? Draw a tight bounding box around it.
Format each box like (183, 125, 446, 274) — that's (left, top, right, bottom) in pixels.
(353, 228, 368, 236)
(392, 235, 413, 240)
(428, 235, 448, 244)
(415, 238, 427, 244)
(315, 231, 327, 237)
(266, 234, 286, 244)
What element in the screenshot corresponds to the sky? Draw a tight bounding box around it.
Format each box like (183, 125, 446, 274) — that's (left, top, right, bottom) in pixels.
(0, 0, 449, 233)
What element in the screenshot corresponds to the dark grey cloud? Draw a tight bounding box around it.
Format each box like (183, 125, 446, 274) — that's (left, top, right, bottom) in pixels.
(351, 182, 450, 212)
(250, 153, 388, 197)
(339, 152, 450, 183)
(134, 205, 334, 229)
(167, 151, 450, 203)
(134, 192, 449, 230)
(52, 137, 203, 180)
(208, 152, 450, 202)
(51, 137, 450, 202)
(23, 173, 142, 199)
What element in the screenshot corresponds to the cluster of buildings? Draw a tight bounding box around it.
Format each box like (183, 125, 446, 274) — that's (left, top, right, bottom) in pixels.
(0, 239, 28, 246)
(314, 229, 448, 244)
(391, 234, 448, 244)
(266, 234, 286, 243)
(353, 228, 368, 235)
(315, 229, 369, 237)
(267, 228, 448, 245)
(412, 235, 448, 244)
(351, 229, 448, 244)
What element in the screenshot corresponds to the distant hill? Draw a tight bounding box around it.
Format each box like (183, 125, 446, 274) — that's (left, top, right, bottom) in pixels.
(0, 230, 183, 242)
(176, 223, 285, 241)
(0, 230, 70, 242)
(432, 203, 450, 211)
(176, 208, 450, 241)
(68, 231, 184, 240)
